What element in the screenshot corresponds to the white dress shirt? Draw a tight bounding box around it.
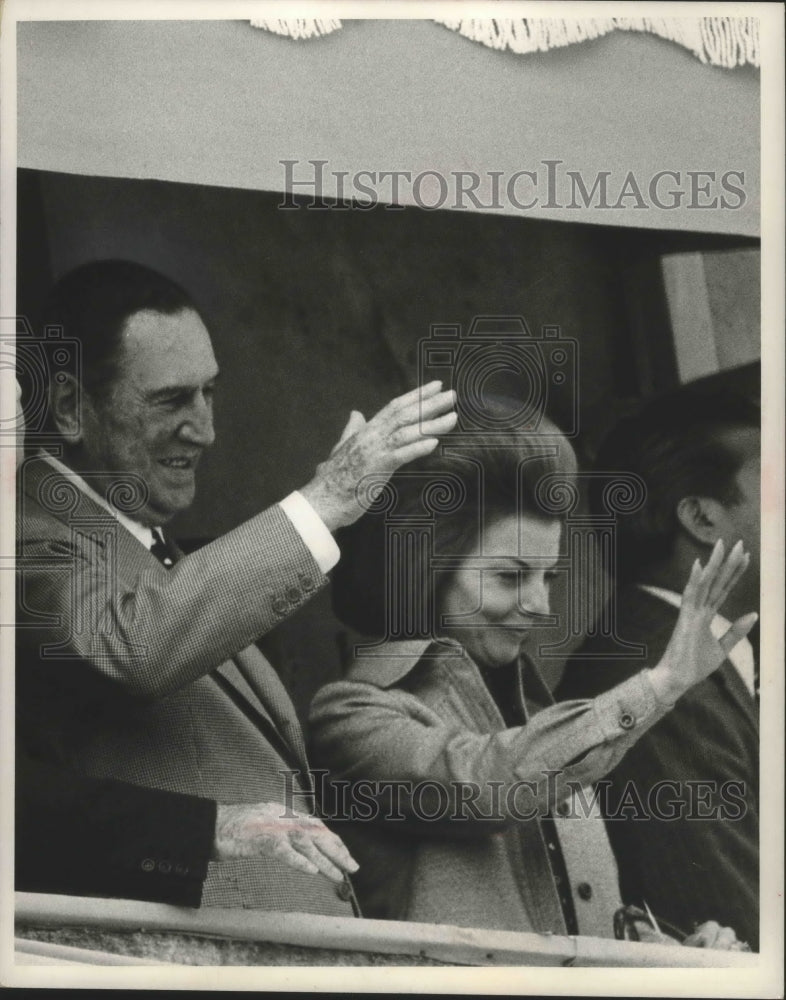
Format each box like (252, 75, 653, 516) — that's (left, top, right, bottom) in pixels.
(638, 583, 756, 699)
(39, 451, 339, 572)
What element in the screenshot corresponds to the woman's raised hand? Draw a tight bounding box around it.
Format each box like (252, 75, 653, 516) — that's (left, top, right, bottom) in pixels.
(648, 539, 758, 705)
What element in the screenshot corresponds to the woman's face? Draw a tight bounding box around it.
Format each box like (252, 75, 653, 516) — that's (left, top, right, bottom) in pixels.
(439, 512, 561, 669)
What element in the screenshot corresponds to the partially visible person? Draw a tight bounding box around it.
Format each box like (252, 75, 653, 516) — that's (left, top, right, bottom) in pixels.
(16, 260, 456, 912)
(557, 387, 760, 949)
(309, 415, 754, 948)
(11, 377, 351, 906)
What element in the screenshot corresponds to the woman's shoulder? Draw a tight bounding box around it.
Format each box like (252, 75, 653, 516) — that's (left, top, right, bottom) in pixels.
(343, 638, 467, 689)
(308, 638, 476, 733)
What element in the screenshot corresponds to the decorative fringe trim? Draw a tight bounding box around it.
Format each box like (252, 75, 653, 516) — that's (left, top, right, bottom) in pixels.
(432, 17, 760, 69)
(249, 18, 343, 40)
(248, 17, 759, 68)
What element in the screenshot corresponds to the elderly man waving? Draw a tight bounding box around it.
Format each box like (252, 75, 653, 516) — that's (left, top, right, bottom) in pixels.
(15, 259, 456, 914)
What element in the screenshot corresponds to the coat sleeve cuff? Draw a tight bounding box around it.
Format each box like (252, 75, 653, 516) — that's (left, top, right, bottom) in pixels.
(113, 787, 218, 889)
(590, 669, 668, 742)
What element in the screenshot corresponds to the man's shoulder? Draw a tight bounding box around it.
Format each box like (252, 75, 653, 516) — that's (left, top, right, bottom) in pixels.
(16, 456, 119, 563)
(16, 461, 70, 541)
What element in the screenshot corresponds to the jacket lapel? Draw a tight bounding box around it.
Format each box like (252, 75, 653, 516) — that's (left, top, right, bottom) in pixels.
(162, 530, 307, 771)
(231, 647, 310, 774)
(517, 651, 555, 718)
(716, 659, 759, 736)
(166, 538, 307, 772)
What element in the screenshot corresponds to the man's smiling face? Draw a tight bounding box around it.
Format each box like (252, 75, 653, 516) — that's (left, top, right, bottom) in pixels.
(77, 307, 219, 526)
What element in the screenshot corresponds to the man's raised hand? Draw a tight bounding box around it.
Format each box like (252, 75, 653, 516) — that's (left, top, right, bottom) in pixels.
(300, 381, 457, 532)
(648, 539, 758, 705)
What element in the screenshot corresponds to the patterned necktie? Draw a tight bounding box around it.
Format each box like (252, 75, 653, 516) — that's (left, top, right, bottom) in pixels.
(150, 529, 175, 568)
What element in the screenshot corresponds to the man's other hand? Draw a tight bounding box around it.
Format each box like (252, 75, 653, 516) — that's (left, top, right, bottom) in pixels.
(213, 802, 359, 882)
(300, 381, 458, 532)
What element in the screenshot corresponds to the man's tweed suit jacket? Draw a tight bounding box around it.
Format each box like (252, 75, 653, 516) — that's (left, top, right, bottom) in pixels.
(16, 455, 355, 915)
(557, 585, 759, 949)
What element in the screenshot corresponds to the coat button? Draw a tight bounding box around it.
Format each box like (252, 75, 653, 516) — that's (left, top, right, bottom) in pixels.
(577, 882, 593, 901)
(286, 586, 302, 604)
(336, 879, 353, 901)
(158, 860, 172, 874)
(298, 573, 315, 593)
(271, 595, 289, 616)
(618, 711, 635, 730)
(140, 858, 155, 872)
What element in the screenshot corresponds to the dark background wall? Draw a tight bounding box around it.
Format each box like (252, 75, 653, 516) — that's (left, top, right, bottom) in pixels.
(16, 168, 758, 722)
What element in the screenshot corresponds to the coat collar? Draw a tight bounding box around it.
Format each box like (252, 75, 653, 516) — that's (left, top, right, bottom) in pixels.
(345, 636, 553, 703)
(19, 454, 168, 580)
(35, 450, 158, 549)
(345, 637, 465, 688)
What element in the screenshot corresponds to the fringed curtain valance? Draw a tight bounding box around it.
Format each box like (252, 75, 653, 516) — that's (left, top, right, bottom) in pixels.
(249, 19, 343, 41)
(249, 17, 760, 70)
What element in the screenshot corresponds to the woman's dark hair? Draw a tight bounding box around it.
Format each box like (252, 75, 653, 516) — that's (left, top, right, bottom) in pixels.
(332, 404, 577, 638)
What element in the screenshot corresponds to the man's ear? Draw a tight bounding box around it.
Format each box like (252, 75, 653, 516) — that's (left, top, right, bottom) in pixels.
(675, 495, 726, 546)
(49, 374, 84, 442)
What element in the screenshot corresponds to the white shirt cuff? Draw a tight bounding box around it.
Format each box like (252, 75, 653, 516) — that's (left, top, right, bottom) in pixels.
(278, 491, 340, 574)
